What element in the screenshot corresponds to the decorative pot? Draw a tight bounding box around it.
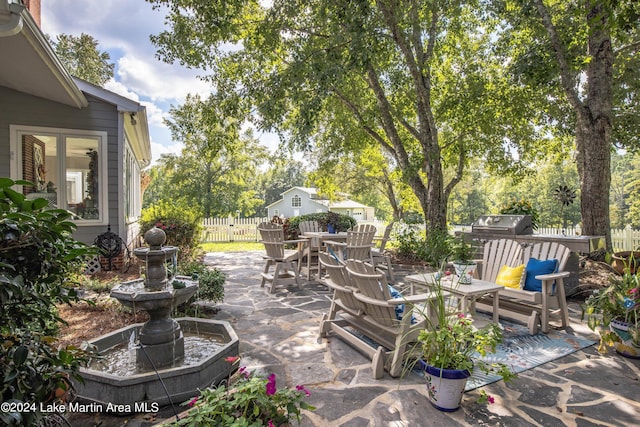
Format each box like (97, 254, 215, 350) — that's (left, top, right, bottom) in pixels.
(611, 251, 640, 275)
(453, 262, 476, 285)
(419, 360, 471, 412)
(327, 223, 337, 234)
(610, 320, 640, 359)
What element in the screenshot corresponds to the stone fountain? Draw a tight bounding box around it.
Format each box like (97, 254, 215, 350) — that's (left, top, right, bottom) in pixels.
(74, 227, 239, 410)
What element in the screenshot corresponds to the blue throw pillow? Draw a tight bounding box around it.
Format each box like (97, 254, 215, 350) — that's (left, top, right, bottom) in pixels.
(523, 258, 558, 292)
(388, 285, 405, 320)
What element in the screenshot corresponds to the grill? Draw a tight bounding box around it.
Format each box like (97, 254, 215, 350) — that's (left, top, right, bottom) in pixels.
(471, 215, 533, 236)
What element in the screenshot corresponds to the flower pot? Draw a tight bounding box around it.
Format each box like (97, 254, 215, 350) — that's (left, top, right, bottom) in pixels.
(327, 224, 337, 234)
(611, 251, 640, 275)
(453, 261, 476, 285)
(610, 320, 640, 359)
(419, 360, 471, 412)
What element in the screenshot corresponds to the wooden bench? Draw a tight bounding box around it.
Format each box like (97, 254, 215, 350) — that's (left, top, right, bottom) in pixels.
(475, 239, 571, 334)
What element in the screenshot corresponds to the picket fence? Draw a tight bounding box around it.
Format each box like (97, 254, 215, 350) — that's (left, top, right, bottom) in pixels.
(202, 217, 640, 251)
(200, 217, 388, 243)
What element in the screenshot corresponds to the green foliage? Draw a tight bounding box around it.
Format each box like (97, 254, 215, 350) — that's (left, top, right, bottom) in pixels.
(287, 212, 356, 235)
(499, 198, 540, 230)
(413, 276, 516, 382)
(144, 94, 268, 217)
(140, 200, 203, 263)
(172, 358, 314, 426)
(0, 178, 94, 425)
(583, 258, 640, 351)
(449, 235, 476, 264)
(48, 33, 114, 86)
(393, 222, 428, 263)
(424, 227, 453, 268)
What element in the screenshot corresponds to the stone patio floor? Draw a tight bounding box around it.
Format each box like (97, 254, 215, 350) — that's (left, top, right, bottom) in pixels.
(75, 251, 640, 426)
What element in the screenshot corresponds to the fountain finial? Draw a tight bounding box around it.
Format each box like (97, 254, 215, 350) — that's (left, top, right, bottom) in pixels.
(144, 226, 166, 249)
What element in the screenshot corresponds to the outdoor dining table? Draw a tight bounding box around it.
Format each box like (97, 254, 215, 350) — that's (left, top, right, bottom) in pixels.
(404, 273, 502, 324)
(300, 231, 348, 277)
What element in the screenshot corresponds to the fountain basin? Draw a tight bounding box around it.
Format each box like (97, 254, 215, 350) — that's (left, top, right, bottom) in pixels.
(74, 318, 239, 410)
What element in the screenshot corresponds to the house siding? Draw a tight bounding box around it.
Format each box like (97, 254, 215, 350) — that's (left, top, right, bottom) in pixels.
(0, 86, 123, 245)
(268, 188, 327, 218)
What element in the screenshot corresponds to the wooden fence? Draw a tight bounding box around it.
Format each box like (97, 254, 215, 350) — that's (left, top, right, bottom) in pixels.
(200, 217, 388, 243)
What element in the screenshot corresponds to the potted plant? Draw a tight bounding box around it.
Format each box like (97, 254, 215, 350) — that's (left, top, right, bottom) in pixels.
(449, 235, 477, 284)
(413, 274, 515, 411)
(583, 263, 640, 358)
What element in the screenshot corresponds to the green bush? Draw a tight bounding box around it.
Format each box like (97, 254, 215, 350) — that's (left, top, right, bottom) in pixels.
(140, 200, 203, 262)
(499, 198, 540, 231)
(288, 212, 357, 237)
(0, 178, 94, 426)
(178, 261, 226, 304)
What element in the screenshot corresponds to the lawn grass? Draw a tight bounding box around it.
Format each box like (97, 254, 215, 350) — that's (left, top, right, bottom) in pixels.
(200, 241, 264, 252)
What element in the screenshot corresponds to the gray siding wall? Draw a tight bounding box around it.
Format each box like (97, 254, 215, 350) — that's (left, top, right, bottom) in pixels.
(0, 86, 122, 245)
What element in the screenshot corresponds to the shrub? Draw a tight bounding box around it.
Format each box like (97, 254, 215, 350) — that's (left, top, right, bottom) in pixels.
(288, 212, 357, 237)
(0, 178, 94, 426)
(499, 198, 540, 230)
(140, 200, 203, 262)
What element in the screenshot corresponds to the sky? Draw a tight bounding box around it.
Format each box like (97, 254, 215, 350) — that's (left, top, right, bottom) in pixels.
(40, 0, 280, 165)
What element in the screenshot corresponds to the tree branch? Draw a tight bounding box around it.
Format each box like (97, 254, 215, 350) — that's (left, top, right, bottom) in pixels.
(532, 0, 584, 112)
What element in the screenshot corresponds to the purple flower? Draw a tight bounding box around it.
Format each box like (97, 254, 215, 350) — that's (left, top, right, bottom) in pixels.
(187, 397, 198, 407)
(238, 366, 249, 379)
(266, 373, 277, 396)
(296, 384, 311, 396)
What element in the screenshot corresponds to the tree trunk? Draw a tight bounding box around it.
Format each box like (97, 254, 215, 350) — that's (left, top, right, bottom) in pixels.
(575, 4, 613, 249)
(535, 0, 613, 249)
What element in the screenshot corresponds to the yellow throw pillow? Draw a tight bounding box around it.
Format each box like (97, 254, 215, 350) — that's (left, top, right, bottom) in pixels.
(495, 264, 525, 289)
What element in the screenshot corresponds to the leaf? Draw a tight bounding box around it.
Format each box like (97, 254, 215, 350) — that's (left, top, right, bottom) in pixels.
(4, 187, 25, 205)
(13, 346, 29, 365)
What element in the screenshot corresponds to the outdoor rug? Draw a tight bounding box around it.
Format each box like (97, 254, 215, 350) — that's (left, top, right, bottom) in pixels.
(464, 319, 596, 391)
(343, 318, 595, 391)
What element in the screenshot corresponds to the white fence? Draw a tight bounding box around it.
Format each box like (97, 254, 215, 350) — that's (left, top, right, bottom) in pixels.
(200, 217, 388, 243)
(202, 218, 640, 250)
(452, 224, 640, 252)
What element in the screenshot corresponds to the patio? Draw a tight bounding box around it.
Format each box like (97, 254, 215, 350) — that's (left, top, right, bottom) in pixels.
(197, 251, 640, 426)
(70, 250, 640, 426)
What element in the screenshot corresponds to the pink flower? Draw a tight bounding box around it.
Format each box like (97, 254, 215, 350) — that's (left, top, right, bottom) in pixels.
(296, 384, 311, 396)
(225, 356, 240, 364)
(266, 374, 277, 396)
(187, 397, 198, 407)
(268, 420, 275, 427)
(488, 395, 495, 404)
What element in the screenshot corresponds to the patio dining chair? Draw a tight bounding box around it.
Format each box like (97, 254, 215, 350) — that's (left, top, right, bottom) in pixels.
(324, 223, 376, 264)
(257, 222, 305, 293)
(298, 220, 322, 279)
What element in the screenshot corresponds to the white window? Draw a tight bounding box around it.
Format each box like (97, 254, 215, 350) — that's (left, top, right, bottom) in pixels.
(291, 195, 301, 208)
(10, 125, 108, 225)
(124, 143, 142, 222)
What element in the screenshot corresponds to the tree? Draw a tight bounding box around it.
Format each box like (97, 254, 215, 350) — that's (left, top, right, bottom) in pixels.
(493, 0, 640, 249)
(151, 93, 269, 217)
(48, 33, 114, 86)
(148, 0, 539, 232)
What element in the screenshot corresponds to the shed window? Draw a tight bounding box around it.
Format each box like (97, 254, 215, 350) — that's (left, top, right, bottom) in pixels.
(291, 195, 301, 208)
